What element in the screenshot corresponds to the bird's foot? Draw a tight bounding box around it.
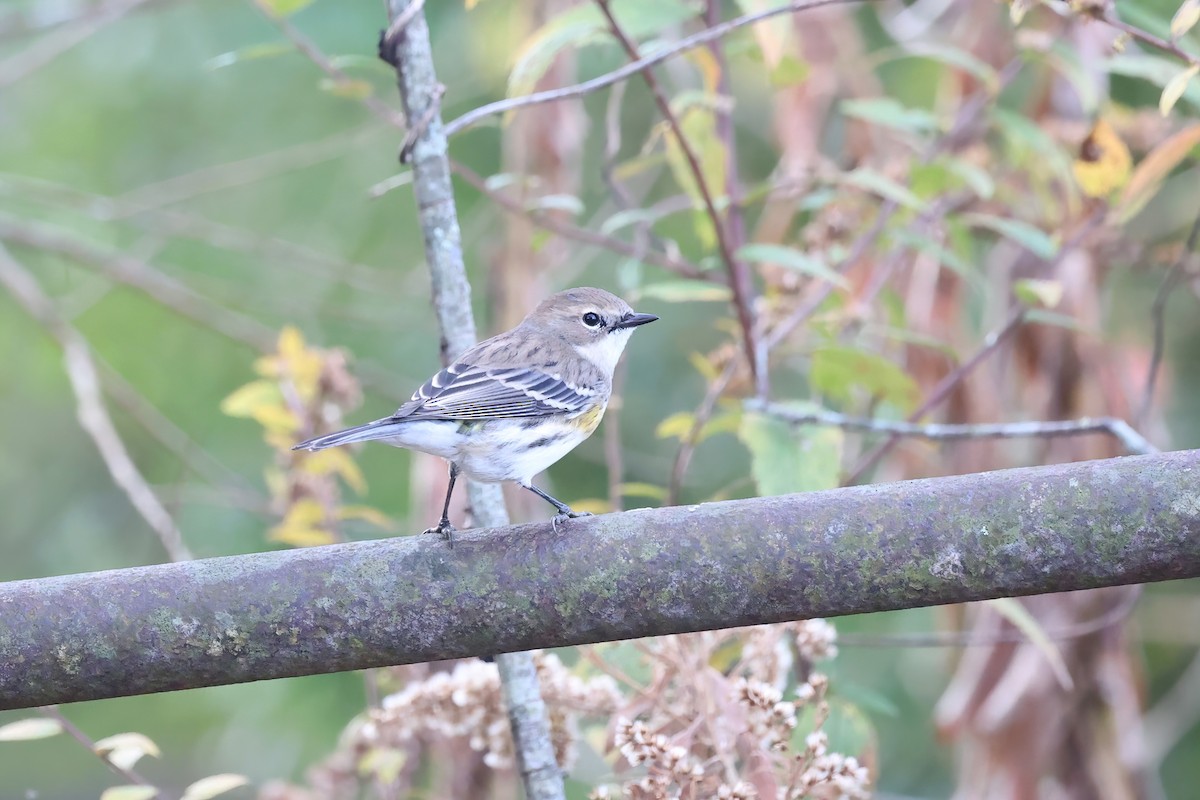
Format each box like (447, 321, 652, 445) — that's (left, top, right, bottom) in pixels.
(422, 519, 456, 547)
(551, 509, 593, 533)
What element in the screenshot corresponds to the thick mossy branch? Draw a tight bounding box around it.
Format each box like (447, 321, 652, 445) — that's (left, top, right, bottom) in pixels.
(2, 451, 1199, 710)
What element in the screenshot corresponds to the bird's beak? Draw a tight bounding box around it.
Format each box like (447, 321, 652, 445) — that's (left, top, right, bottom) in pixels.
(613, 311, 659, 329)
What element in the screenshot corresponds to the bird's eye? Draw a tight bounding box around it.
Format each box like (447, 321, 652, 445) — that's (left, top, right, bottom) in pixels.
(582, 312, 602, 328)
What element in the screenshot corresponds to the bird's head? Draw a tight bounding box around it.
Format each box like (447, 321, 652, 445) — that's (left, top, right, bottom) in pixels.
(527, 287, 658, 374)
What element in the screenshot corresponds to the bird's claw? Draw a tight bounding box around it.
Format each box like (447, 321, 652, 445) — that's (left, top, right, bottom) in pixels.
(551, 509, 593, 533)
(422, 520, 456, 547)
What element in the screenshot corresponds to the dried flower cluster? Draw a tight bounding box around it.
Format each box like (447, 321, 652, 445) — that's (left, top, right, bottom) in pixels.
(585, 620, 870, 800)
(364, 652, 621, 771)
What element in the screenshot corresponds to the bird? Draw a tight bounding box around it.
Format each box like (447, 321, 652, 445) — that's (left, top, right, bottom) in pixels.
(292, 287, 658, 541)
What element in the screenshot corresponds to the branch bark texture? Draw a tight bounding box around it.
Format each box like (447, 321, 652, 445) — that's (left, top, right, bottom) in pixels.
(380, 4, 563, 797)
(2, 451, 1199, 711)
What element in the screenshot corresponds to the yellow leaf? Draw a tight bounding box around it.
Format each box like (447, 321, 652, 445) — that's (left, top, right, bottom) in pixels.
(655, 411, 696, 440)
(301, 448, 367, 495)
(1013, 278, 1065, 309)
(1010, 0, 1032, 25)
(253, 354, 282, 378)
(265, 430, 297, 452)
(251, 403, 299, 434)
(269, 525, 337, 548)
(339, 505, 393, 529)
(986, 598, 1073, 690)
(220, 380, 282, 418)
(0, 718, 62, 741)
(688, 352, 720, 382)
(277, 325, 307, 361)
(94, 732, 160, 771)
(319, 78, 373, 100)
(1071, 119, 1131, 198)
(686, 46, 721, 94)
(181, 774, 251, 800)
(277, 325, 324, 402)
(1114, 122, 1200, 222)
(617, 482, 668, 501)
(564, 498, 610, 515)
(1160, 63, 1198, 117)
(1171, 0, 1200, 39)
(281, 498, 325, 527)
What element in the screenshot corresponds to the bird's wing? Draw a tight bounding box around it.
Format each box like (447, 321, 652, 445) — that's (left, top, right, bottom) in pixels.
(393, 363, 599, 421)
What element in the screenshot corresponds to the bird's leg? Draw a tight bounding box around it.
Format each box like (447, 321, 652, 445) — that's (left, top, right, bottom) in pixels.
(519, 482, 592, 532)
(423, 462, 459, 546)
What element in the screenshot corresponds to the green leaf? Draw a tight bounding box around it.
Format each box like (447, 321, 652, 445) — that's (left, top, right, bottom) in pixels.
(887, 41, 999, 90)
(0, 718, 63, 741)
(843, 168, 923, 210)
(736, 243, 847, 287)
(525, 193, 585, 216)
(663, 106, 727, 212)
(636, 280, 731, 303)
(100, 787, 159, 800)
(769, 54, 810, 87)
(1024, 309, 1092, 335)
(507, 0, 697, 98)
(181, 773, 251, 800)
(961, 213, 1059, 259)
(986, 598, 1074, 690)
(840, 98, 938, 134)
(1013, 278, 1064, 309)
(656, 411, 696, 440)
(888, 229, 980, 287)
(943, 157, 995, 200)
(1106, 53, 1200, 112)
(810, 347, 919, 413)
(259, 0, 314, 14)
(204, 42, 294, 71)
(739, 407, 843, 496)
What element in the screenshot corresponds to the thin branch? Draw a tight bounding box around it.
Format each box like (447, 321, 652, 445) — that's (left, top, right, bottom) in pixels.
(1138, 211, 1200, 426)
(845, 305, 1028, 484)
(596, 0, 761, 394)
(0, 244, 192, 562)
(668, 359, 738, 505)
(380, 3, 564, 798)
(442, 0, 863, 139)
(251, 0, 406, 130)
(0, 213, 276, 352)
(0, 0, 152, 89)
(845, 208, 1108, 484)
(39, 706, 159, 793)
(450, 160, 709, 280)
(113, 126, 383, 214)
(1095, 8, 1200, 68)
(750, 400, 1158, 456)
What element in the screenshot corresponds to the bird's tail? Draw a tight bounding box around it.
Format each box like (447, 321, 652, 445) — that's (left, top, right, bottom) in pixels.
(292, 417, 404, 451)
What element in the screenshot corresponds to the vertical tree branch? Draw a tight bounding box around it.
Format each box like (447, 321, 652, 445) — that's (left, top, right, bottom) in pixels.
(594, 0, 761, 395)
(379, 5, 564, 799)
(0, 243, 193, 562)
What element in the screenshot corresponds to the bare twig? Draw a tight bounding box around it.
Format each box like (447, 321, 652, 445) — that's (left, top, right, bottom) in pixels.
(668, 359, 738, 505)
(845, 208, 1108, 483)
(0, 213, 276, 351)
(845, 305, 1029, 483)
(39, 706, 159, 793)
(251, 0, 406, 130)
(1095, 8, 1200, 68)
(451, 160, 709, 280)
(0, 244, 192, 562)
(443, 0, 862, 138)
(1138, 211, 1200, 426)
(0, 0, 152, 89)
(380, 2, 563, 798)
(605, 359, 628, 512)
(750, 400, 1158, 456)
(113, 126, 383, 214)
(596, 0, 760, 393)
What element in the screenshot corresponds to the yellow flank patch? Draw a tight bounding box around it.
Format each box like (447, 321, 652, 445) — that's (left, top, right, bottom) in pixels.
(574, 403, 606, 435)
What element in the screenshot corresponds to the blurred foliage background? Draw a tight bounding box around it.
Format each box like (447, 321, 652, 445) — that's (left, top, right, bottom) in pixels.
(2, 0, 1200, 797)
